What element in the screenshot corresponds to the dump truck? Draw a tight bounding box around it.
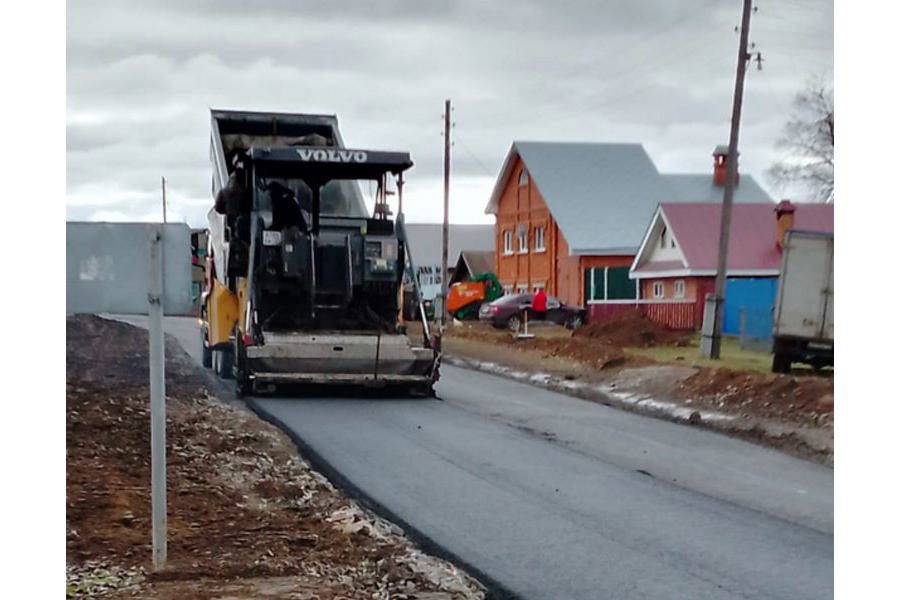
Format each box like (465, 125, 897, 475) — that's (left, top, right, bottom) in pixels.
(200, 109, 438, 395)
(771, 230, 834, 373)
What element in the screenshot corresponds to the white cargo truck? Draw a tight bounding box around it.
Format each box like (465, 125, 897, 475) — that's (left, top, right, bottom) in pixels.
(771, 230, 834, 373)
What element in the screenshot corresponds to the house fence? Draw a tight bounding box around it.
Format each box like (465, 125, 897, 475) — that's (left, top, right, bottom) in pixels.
(586, 299, 697, 330)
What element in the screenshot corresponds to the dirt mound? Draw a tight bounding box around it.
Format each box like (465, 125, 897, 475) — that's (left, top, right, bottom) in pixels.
(444, 322, 638, 370)
(67, 313, 203, 391)
(675, 367, 834, 425)
(573, 311, 689, 347)
(66, 315, 484, 598)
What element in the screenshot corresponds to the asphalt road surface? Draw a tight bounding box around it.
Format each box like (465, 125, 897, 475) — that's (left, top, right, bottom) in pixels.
(123, 316, 834, 600)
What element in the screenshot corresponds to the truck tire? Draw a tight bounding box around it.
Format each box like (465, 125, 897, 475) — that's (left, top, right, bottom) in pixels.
(216, 347, 234, 379)
(201, 328, 212, 369)
(407, 383, 435, 398)
(772, 352, 791, 374)
(566, 315, 584, 330)
(234, 335, 250, 397)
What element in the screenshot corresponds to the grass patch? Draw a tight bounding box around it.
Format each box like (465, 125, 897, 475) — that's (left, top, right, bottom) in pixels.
(624, 334, 775, 374)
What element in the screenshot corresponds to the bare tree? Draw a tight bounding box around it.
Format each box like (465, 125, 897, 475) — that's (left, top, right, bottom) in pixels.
(768, 80, 834, 203)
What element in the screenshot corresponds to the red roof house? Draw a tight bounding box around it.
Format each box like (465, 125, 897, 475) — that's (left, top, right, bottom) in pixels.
(628, 201, 834, 330)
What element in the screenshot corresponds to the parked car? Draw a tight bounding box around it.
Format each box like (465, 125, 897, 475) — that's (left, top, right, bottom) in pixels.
(478, 293, 586, 330)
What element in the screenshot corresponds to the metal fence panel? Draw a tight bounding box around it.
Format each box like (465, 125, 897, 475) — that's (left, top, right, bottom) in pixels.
(66, 222, 193, 315)
(724, 277, 777, 341)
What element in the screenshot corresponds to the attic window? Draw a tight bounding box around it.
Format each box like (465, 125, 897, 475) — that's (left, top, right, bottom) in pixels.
(518, 169, 529, 186)
(660, 226, 667, 249)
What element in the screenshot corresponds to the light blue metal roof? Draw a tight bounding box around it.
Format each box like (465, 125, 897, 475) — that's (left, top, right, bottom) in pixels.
(515, 142, 665, 255)
(404, 223, 494, 268)
(485, 141, 773, 256)
(660, 173, 772, 204)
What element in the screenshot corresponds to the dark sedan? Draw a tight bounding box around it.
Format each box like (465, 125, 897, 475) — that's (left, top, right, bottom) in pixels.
(478, 293, 586, 330)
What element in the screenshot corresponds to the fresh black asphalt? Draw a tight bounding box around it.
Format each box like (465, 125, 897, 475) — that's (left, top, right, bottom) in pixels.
(122, 316, 834, 599)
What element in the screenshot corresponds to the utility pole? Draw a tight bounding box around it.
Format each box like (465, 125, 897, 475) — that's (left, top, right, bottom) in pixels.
(161, 176, 168, 224)
(702, 0, 754, 359)
(438, 99, 451, 334)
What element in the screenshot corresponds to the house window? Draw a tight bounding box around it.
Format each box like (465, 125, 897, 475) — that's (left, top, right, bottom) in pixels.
(583, 266, 637, 302)
(534, 226, 546, 252)
(674, 280, 685, 299)
(660, 226, 667, 250)
(503, 230, 513, 255)
(517, 226, 528, 253)
(516, 283, 528, 294)
(585, 268, 604, 302)
(502, 284, 513, 296)
(653, 281, 665, 299)
(518, 169, 529, 186)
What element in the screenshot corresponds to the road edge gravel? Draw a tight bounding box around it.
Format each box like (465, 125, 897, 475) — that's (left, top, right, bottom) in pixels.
(443, 354, 832, 465)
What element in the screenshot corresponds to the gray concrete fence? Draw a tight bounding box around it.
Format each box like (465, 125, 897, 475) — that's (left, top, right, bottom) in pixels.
(66, 222, 194, 316)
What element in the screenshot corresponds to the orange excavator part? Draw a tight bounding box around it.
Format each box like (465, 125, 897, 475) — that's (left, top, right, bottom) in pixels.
(447, 281, 486, 313)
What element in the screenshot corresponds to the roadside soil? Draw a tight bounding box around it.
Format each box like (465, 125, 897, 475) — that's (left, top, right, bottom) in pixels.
(419, 313, 833, 464)
(67, 314, 485, 599)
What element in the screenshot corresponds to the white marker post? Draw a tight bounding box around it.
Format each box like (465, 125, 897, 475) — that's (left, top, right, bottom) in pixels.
(148, 226, 167, 570)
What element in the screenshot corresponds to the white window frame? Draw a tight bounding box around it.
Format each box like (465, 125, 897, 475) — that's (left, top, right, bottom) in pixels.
(503, 230, 514, 255)
(517, 226, 528, 254)
(673, 279, 685, 299)
(534, 226, 546, 252)
(502, 284, 513, 296)
(652, 281, 665, 299)
(516, 283, 528, 294)
(518, 169, 529, 186)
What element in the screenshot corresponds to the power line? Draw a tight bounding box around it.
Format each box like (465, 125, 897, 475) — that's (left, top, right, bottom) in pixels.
(475, 0, 724, 127)
(453, 135, 496, 178)
(477, 25, 732, 133)
(563, 0, 723, 84)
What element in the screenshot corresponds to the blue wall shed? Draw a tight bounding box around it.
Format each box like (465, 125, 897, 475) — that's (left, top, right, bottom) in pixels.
(723, 277, 778, 339)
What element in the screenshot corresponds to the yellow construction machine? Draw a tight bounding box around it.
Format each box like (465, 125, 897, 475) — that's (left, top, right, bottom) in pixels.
(200, 109, 438, 396)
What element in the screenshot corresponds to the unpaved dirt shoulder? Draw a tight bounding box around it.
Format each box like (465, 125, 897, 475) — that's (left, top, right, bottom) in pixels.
(67, 314, 485, 599)
(439, 322, 833, 465)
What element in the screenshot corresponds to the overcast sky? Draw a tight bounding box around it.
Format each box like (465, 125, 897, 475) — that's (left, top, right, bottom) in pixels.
(66, 0, 832, 227)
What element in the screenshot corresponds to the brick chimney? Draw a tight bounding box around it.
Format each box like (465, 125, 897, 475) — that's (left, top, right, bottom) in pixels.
(774, 200, 796, 249)
(713, 145, 740, 186)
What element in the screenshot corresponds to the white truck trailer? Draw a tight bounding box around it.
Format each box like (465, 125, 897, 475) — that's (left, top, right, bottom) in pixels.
(771, 230, 834, 373)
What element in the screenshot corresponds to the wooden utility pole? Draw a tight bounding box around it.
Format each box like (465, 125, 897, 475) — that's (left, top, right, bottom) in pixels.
(439, 99, 451, 332)
(703, 0, 754, 359)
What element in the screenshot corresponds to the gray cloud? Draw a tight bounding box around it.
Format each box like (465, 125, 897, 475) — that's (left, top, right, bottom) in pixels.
(67, 0, 833, 227)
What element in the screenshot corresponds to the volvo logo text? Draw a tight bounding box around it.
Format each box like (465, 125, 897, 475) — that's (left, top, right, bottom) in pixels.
(296, 148, 368, 163)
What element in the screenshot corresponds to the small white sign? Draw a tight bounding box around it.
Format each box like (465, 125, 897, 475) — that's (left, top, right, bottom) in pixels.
(262, 230, 282, 246)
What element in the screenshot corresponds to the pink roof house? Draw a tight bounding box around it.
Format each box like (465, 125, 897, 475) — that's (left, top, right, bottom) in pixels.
(628, 201, 833, 330)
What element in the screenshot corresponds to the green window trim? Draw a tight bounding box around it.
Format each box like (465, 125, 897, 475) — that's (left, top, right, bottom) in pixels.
(584, 266, 637, 302)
